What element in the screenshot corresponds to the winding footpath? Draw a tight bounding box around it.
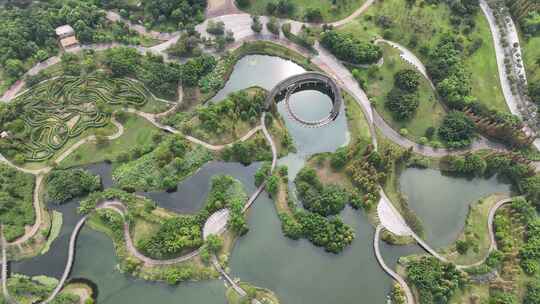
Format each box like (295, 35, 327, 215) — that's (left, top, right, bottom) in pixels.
(22, 110, 279, 303)
(373, 197, 515, 304)
(375, 39, 434, 89)
(1, 229, 9, 304)
(479, 0, 540, 150)
(374, 226, 414, 304)
(1, 1, 539, 302)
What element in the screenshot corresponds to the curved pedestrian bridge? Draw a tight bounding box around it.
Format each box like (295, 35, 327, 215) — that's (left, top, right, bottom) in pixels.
(265, 72, 342, 127)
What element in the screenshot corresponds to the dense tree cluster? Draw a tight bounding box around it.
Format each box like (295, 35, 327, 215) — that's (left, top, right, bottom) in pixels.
(181, 54, 217, 87)
(139, 216, 203, 258)
(166, 32, 202, 58)
(441, 153, 487, 176)
(133, 175, 248, 259)
(113, 134, 212, 191)
(264, 0, 297, 17)
(0, 0, 149, 83)
(0, 1, 103, 66)
(295, 167, 350, 216)
(345, 144, 389, 207)
(489, 291, 518, 304)
(103, 47, 183, 99)
(0, 164, 35, 241)
(385, 87, 419, 121)
(394, 69, 421, 92)
(221, 137, 273, 165)
(46, 168, 101, 204)
(511, 198, 540, 275)
(525, 280, 540, 304)
(406, 256, 466, 304)
(195, 90, 265, 134)
(99, 0, 206, 31)
(521, 11, 540, 35)
(295, 210, 355, 253)
(428, 34, 527, 147)
(271, 164, 355, 253)
(320, 30, 382, 65)
(438, 111, 476, 148)
(279, 208, 355, 253)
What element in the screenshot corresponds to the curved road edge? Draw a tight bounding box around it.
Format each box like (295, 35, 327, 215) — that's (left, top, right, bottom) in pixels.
(374, 225, 414, 304)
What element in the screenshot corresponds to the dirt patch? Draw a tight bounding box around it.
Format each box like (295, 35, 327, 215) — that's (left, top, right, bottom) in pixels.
(311, 158, 352, 188)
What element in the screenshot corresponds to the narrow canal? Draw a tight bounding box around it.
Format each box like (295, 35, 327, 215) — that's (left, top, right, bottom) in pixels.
(14, 55, 512, 303)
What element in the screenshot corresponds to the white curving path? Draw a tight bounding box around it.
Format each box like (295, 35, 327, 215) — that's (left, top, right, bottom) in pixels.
(2, 1, 539, 302)
(374, 226, 414, 304)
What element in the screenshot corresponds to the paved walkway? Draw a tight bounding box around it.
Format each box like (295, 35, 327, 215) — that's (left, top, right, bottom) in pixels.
(105, 11, 178, 41)
(206, 0, 242, 18)
(8, 175, 45, 246)
(1, 229, 10, 304)
(375, 39, 434, 89)
(479, 0, 539, 150)
(203, 209, 230, 239)
(125, 108, 263, 151)
(42, 214, 88, 304)
(377, 190, 412, 237)
(28, 110, 279, 302)
(2, 2, 539, 301)
(373, 226, 414, 304)
(403, 196, 514, 270)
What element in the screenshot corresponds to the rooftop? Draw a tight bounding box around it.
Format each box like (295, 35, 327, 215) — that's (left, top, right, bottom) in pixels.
(60, 36, 79, 48)
(55, 25, 75, 36)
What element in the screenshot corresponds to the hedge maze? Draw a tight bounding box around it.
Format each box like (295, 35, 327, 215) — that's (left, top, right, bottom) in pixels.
(13, 76, 153, 161)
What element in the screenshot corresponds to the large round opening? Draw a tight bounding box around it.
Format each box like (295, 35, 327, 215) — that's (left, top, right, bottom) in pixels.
(286, 90, 334, 124)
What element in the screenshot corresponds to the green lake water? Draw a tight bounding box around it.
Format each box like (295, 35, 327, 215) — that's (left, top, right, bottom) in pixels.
(12, 55, 514, 304)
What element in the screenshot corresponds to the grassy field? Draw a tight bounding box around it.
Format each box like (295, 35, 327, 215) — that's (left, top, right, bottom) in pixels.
(465, 14, 508, 112)
(60, 114, 160, 168)
(305, 91, 373, 188)
(339, 0, 508, 113)
(40, 211, 63, 255)
(359, 44, 445, 141)
(344, 92, 372, 144)
(441, 193, 508, 265)
(522, 35, 540, 85)
(184, 87, 265, 145)
(226, 282, 281, 304)
(239, 0, 366, 23)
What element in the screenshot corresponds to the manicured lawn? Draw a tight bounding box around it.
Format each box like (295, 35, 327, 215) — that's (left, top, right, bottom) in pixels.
(465, 14, 508, 112)
(340, 0, 508, 113)
(186, 87, 264, 145)
(0, 68, 9, 97)
(19, 122, 118, 171)
(133, 219, 160, 245)
(344, 92, 372, 144)
(522, 35, 540, 84)
(226, 283, 280, 304)
(239, 0, 366, 23)
(442, 194, 508, 266)
(360, 44, 445, 142)
(40, 210, 62, 255)
(60, 114, 160, 168)
(449, 284, 489, 304)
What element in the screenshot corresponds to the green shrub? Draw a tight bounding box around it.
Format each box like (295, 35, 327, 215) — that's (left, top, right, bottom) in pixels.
(46, 168, 101, 204)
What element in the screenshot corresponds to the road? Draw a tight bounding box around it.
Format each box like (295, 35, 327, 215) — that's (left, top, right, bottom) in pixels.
(1, 1, 538, 302)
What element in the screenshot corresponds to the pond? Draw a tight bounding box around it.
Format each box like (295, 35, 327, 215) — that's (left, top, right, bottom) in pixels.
(13, 54, 512, 304)
(211, 55, 305, 102)
(399, 168, 512, 248)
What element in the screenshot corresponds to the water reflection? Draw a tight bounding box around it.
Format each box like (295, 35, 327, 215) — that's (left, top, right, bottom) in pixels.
(400, 168, 511, 248)
(14, 55, 510, 304)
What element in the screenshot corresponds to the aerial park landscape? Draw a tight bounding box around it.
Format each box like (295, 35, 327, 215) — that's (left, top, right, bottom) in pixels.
(0, 0, 540, 303)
